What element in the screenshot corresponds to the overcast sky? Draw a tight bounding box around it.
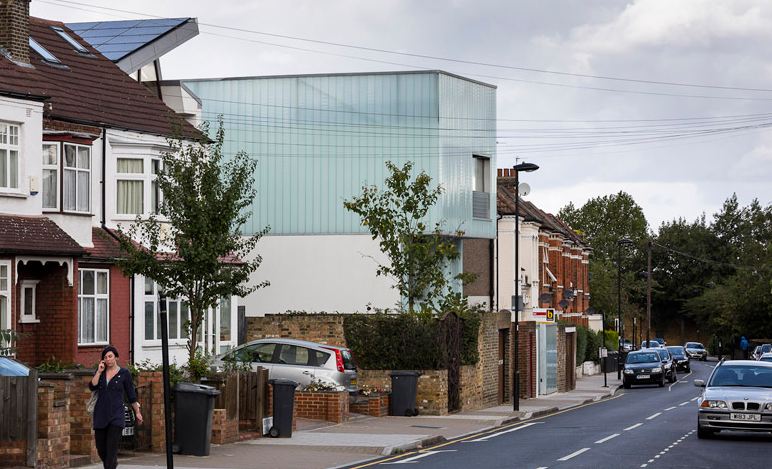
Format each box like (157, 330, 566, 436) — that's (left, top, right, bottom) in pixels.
(33, 0, 772, 230)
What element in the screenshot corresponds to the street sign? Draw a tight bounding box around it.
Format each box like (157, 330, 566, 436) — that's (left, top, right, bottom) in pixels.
(545, 309, 555, 322)
(600, 347, 608, 358)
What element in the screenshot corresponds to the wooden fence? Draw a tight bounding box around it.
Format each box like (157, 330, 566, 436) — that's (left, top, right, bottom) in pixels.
(0, 370, 38, 467)
(238, 368, 269, 433)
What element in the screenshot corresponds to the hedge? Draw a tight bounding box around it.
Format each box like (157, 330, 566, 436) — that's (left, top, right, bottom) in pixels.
(343, 312, 481, 370)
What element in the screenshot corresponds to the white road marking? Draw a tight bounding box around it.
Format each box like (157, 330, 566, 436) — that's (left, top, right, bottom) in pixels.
(557, 448, 591, 461)
(690, 397, 699, 401)
(665, 406, 676, 411)
(655, 455, 661, 459)
(648, 459, 654, 463)
(594, 433, 620, 444)
(535, 467, 548, 469)
(466, 422, 542, 442)
(625, 423, 643, 431)
(679, 401, 689, 406)
(382, 450, 456, 464)
(646, 412, 662, 420)
(641, 465, 647, 468)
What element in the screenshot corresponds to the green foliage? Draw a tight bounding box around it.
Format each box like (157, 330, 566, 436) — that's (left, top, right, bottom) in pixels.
(602, 329, 619, 352)
(0, 329, 21, 356)
(344, 161, 470, 313)
(302, 378, 345, 392)
(36, 357, 80, 373)
(116, 117, 269, 367)
(127, 358, 185, 388)
(186, 348, 213, 381)
(343, 307, 482, 370)
(440, 292, 484, 365)
(585, 330, 601, 363)
(574, 325, 587, 364)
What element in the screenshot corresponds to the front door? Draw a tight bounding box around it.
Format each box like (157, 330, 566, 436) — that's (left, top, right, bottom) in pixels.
(538, 324, 558, 395)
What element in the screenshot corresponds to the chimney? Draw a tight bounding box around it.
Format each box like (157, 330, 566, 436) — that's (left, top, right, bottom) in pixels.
(0, 0, 31, 65)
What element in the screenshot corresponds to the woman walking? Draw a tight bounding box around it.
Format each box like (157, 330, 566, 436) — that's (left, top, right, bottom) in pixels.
(89, 345, 143, 469)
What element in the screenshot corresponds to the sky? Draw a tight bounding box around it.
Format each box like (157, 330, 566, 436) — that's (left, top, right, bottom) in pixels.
(32, 0, 772, 230)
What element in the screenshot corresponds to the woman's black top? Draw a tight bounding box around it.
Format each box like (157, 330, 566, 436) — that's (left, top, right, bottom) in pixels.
(88, 367, 137, 429)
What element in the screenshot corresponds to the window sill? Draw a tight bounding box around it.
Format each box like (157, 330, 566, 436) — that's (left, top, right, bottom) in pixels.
(0, 191, 27, 199)
(78, 341, 110, 347)
(19, 318, 40, 324)
(61, 211, 94, 217)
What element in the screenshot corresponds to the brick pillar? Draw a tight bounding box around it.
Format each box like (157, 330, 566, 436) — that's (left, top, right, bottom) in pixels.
(37, 382, 70, 469)
(70, 372, 98, 462)
(137, 371, 166, 452)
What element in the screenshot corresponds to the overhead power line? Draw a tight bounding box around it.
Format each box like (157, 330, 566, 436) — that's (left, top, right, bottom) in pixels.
(42, 0, 772, 94)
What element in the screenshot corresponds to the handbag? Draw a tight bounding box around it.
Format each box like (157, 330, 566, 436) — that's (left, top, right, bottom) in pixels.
(87, 391, 98, 415)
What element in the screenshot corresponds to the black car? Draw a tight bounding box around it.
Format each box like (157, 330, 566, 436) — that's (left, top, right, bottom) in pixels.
(653, 348, 677, 383)
(623, 350, 666, 388)
(666, 346, 690, 372)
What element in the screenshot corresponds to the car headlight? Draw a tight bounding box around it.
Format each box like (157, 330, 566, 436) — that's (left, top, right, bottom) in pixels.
(765, 403, 772, 411)
(624, 369, 634, 375)
(652, 367, 662, 373)
(700, 400, 728, 409)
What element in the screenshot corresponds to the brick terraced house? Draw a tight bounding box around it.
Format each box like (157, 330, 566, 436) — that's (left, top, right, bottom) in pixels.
(0, 1, 236, 367)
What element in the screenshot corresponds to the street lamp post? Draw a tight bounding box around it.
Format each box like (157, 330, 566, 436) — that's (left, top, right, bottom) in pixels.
(512, 162, 539, 412)
(646, 239, 653, 348)
(616, 238, 633, 379)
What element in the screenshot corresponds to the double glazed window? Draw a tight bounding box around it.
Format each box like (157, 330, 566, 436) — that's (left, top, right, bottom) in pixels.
(78, 269, 109, 345)
(117, 157, 161, 215)
(0, 122, 20, 190)
(42, 142, 92, 213)
(143, 279, 190, 341)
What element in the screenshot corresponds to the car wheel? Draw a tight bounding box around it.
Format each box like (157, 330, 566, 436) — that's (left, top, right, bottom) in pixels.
(697, 426, 714, 439)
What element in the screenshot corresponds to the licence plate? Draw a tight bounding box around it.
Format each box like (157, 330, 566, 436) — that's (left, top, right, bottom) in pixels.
(730, 413, 761, 422)
(122, 427, 134, 436)
(636, 375, 650, 379)
(350, 378, 357, 386)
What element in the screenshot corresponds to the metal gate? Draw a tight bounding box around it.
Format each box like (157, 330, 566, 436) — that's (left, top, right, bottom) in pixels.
(131, 383, 153, 451)
(538, 324, 558, 395)
(440, 312, 462, 413)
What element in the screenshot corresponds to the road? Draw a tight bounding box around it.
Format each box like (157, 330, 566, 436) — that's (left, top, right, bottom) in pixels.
(346, 360, 771, 469)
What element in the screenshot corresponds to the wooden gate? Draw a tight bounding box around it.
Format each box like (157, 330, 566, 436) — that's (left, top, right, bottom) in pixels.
(0, 370, 38, 466)
(440, 312, 462, 413)
(238, 368, 268, 433)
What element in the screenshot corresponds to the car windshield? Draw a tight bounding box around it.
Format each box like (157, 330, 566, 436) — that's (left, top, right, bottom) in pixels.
(686, 342, 704, 349)
(627, 353, 660, 364)
(656, 349, 669, 360)
(760, 357, 772, 363)
(762, 344, 772, 353)
(667, 346, 685, 357)
(709, 365, 772, 387)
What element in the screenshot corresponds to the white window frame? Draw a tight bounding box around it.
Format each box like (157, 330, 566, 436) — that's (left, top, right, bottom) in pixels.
(0, 260, 11, 332)
(142, 278, 188, 345)
(19, 280, 40, 324)
(115, 156, 162, 218)
(0, 122, 21, 192)
(63, 143, 91, 213)
(78, 269, 109, 345)
(42, 142, 60, 210)
(473, 155, 490, 193)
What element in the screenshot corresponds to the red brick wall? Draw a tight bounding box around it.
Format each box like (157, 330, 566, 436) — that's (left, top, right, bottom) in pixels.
(36, 383, 70, 469)
(211, 409, 239, 444)
(76, 264, 131, 366)
(15, 260, 78, 366)
(513, 321, 537, 399)
(294, 391, 349, 423)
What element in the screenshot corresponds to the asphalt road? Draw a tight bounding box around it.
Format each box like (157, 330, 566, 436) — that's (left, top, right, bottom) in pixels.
(349, 360, 771, 469)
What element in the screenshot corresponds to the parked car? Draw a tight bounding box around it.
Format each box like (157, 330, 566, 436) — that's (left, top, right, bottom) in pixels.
(667, 346, 691, 372)
(684, 342, 708, 361)
(0, 356, 31, 376)
(695, 359, 772, 438)
(655, 337, 667, 346)
(623, 350, 666, 388)
(212, 338, 358, 392)
(757, 344, 772, 360)
(652, 347, 677, 383)
(759, 353, 772, 363)
(619, 339, 633, 352)
(752, 345, 763, 361)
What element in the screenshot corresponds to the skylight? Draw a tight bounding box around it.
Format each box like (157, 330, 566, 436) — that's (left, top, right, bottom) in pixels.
(51, 26, 89, 53)
(29, 37, 60, 63)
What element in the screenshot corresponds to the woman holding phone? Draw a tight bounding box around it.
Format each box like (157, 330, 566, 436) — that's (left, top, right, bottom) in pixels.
(89, 345, 143, 469)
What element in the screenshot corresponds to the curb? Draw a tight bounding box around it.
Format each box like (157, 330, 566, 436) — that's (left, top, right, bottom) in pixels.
(383, 435, 447, 455)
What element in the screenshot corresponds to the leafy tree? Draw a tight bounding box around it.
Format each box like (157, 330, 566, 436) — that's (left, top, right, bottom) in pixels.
(344, 161, 469, 313)
(117, 121, 269, 365)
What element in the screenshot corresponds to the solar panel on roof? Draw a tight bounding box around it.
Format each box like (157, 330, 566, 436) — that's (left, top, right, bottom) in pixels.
(66, 18, 189, 62)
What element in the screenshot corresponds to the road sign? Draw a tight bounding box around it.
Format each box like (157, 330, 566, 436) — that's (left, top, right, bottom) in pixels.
(545, 309, 555, 322)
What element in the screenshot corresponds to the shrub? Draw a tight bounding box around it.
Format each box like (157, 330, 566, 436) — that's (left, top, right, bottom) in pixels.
(586, 330, 601, 363)
(303, 378, 345, 392)
(575, 326, 588, 364)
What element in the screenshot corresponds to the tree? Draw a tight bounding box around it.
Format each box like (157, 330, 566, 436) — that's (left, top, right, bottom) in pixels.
(117, 121, 269, 365)
(344, 161, 468, 313)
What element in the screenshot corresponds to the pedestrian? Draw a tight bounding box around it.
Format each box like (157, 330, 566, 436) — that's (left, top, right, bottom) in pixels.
(89, 345, 143, 469)
(740, 336, 749, 360)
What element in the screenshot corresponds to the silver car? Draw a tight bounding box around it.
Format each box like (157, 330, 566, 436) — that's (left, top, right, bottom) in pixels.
(685, 342, 708, 361)
(695, 360, 772, 438)
(212, 338, 358, 393)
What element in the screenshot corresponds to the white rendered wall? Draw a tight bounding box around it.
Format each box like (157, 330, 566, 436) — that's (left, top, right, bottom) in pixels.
(497, 215, 541, 315)
(242, 234, 399, 315)
(0, 97, 43, 215)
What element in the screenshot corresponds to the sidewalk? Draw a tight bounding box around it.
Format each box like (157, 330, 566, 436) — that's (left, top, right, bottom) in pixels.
(87, 372, 623, 469)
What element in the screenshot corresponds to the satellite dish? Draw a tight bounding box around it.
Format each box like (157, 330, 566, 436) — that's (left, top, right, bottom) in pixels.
(559, 299, 569, 309)
(518, 182, 531, 197)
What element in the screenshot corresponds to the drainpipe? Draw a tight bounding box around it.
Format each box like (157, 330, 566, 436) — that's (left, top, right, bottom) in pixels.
(495, 213, 502, 311)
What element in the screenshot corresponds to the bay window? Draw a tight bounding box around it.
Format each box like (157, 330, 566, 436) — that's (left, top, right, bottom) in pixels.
(78, 269, 109, 345)
(116, 156, 161, 216)
(0, 122, 20, 190)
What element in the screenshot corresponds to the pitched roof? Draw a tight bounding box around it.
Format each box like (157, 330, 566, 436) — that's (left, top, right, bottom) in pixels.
(0, 17, 199, 139)
(0, 214, 84, 256)
(83, 227, 125, 261)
